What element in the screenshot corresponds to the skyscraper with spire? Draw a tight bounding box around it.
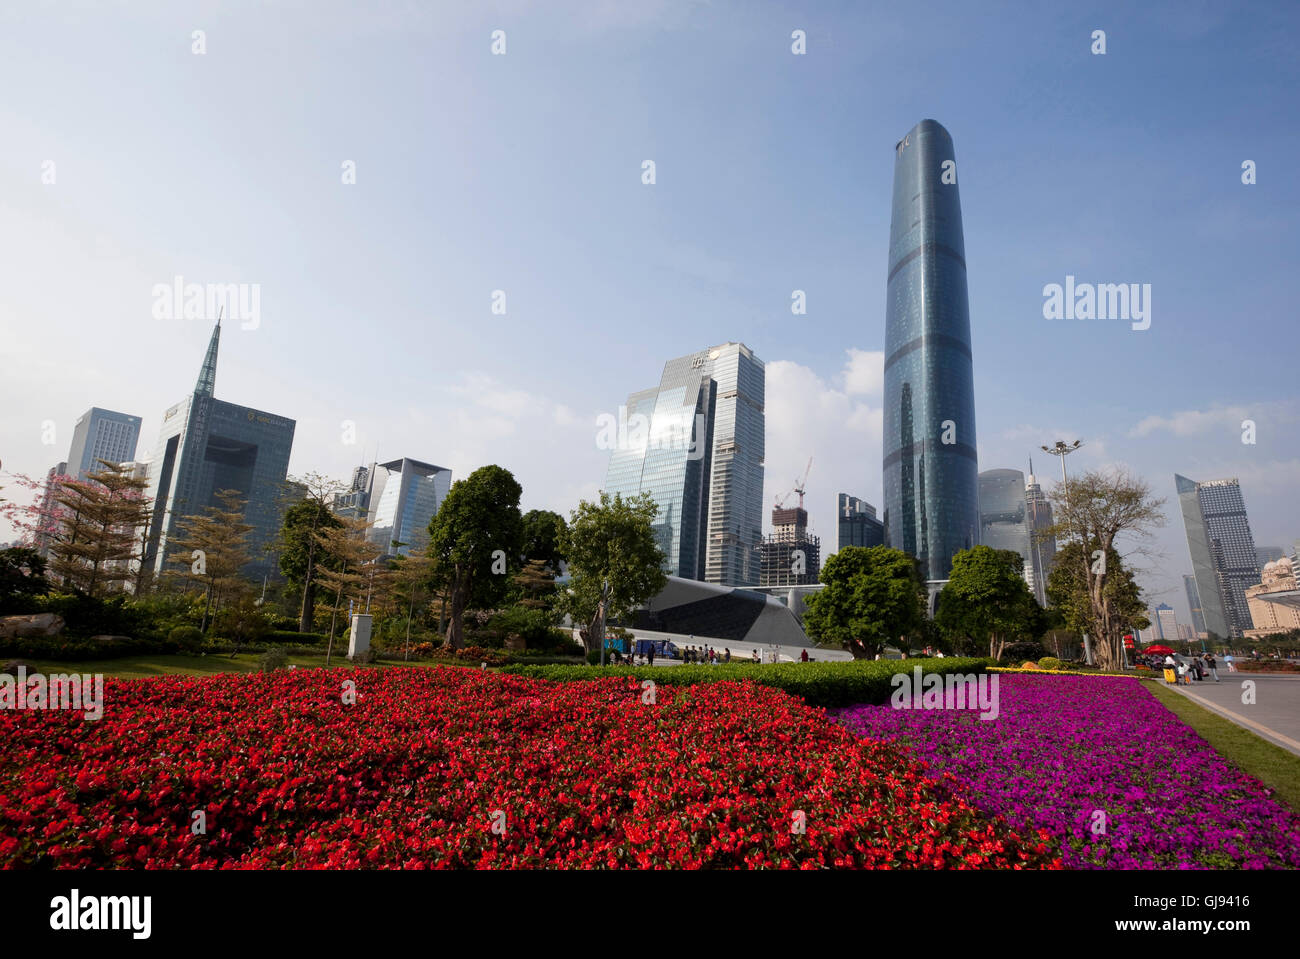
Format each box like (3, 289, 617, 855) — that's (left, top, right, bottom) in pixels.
(142, 320, 296, 578)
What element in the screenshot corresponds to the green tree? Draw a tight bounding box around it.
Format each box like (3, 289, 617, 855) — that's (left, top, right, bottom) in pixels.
(520, 509, 567, 570)
(802, 546, 925, 659)
(426, 465, 524, 650)
(0, 546, 50, 613)
(1047, 539, 1150, 662)
(935, 545, 1040, 660)
(559, 491, 667, 657)
(47, 462, 151, 599)
(313, 514, 385, 664)
(277, 473, 346, 633)
(167, 489, 255, 633)
(1046, 468, 1163, 670)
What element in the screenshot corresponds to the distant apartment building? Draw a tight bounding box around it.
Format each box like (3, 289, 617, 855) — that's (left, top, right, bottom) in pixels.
(66, 408, 142, 481)
(1245, 557, 1300, 639)
(837, 493, 885, 550)
(31, 462, 68, 558)
(1151, 603, 1178, 641)
(758, 506, 821, 587)
(1175, 474, 1261, 639)
(602, 342, 765, 587)
(142, 320, 295, 579)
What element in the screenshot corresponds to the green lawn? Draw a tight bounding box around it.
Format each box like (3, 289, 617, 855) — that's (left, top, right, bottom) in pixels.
(21, 653, 447, 679)
(1148, 682, 1300, 813)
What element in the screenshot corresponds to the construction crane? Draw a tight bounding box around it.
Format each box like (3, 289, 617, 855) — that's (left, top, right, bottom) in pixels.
(773, 456, 814, 510)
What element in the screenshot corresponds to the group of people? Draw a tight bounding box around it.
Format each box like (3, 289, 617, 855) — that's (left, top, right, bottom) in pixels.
(1161, 652, 1229, 684)
(683, 645, 730, 665)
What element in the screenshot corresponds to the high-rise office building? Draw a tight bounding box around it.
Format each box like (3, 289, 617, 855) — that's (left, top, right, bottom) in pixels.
(1183, 574, 1207, 637)
(602, 343, 764, 587)
(1024, 465, 1056, 605)
(837, 493, 885, 550)
(1151, 603, 1178, 641)
(882, 119, 979, 582)
(143, 320, 296, 578)
(365, 458, 452, 556)
(758, 506, 820, 587)
(1175, 474, 1261, 639)
(978, 469, 1037, 598)
(65, 408, 142, 481)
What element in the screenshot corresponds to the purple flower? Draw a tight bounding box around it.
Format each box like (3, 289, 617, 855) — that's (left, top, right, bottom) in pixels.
(831, 675, 1300, 869)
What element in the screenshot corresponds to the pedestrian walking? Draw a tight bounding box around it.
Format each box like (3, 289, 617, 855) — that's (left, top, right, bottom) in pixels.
(647, 644, 656, 667)
(724, 648, 731, 663)
(752, 648, 760, 663)
(1224, 653, 1237, 673)
(1204, 653, 1220, 682)
(800, 649, 809, 662)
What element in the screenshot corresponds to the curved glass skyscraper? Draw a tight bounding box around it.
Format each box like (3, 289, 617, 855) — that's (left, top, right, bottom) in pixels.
(882, 119, 979, 581)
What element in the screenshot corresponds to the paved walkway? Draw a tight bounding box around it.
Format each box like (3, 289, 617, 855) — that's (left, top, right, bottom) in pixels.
(1163, 673, 1300, 757)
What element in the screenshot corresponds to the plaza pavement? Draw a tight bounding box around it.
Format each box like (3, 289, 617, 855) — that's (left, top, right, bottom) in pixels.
(1162, 672, 1300, 757)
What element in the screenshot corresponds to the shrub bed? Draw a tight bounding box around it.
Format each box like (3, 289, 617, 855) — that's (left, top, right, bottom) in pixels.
(499, 657, 991, 709)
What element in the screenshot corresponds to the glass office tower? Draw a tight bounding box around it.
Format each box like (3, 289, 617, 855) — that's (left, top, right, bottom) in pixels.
(978, 469, 1032, 584)
(837, 493, 885, 550)
(1176, 474, 1261, 639)
(143, 321, 296, 579)
(882, 119, 979, 581)
(367, 458, 452, 556)
(602, 342, 764, 586)
(1183, 574, 1207, 637)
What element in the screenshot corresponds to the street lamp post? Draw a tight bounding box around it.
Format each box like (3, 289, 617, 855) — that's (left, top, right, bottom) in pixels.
(1040, 440, 1082, 485)
(1041, 440, 1089, 662)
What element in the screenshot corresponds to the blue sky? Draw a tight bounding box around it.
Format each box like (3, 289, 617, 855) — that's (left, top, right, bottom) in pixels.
(2, 0, 1298, 627)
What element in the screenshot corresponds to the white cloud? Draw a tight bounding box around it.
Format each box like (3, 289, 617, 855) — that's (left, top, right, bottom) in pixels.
(841, 348, 884, 397)
(764, 355, 883, 551)
(1128, 405, 1252, 439)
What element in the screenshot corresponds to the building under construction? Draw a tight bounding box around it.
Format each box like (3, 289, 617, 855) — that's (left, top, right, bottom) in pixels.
(758, 506, 821, 587)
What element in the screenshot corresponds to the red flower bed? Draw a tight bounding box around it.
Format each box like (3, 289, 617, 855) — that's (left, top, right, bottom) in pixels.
(0, 668, 1059, 869)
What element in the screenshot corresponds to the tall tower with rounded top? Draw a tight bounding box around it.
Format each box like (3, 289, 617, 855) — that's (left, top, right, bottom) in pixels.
(882, 119, 979, 582)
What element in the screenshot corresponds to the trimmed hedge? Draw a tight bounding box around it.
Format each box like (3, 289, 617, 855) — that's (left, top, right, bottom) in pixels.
(498, 657, 991, 708)
(0, 636, 181, 661)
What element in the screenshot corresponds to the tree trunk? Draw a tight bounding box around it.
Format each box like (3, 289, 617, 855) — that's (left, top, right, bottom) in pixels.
(404, 590, 415, 662)
(299, 528, 318, 633)
(445, 568, 468, 650)
(325, 576, 345, 667)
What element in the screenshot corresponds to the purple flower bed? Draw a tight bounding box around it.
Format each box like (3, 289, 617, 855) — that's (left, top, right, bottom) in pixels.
(832, 674, 1300, 869)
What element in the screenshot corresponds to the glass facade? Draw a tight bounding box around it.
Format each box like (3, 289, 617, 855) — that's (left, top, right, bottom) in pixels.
(367, 458, 451, 556)
(601, 342, 764, 586)
(882, 119, 979, 581)
(837, 493, 885, 550)
(1176, 474, 1261, 639)
(1183, 574, 1207, 636)
(978, 469, 1033, 591)
(66, 408, 142, 481)
(1024, 471, 1056, 606)
(144, 322, 296, 578)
